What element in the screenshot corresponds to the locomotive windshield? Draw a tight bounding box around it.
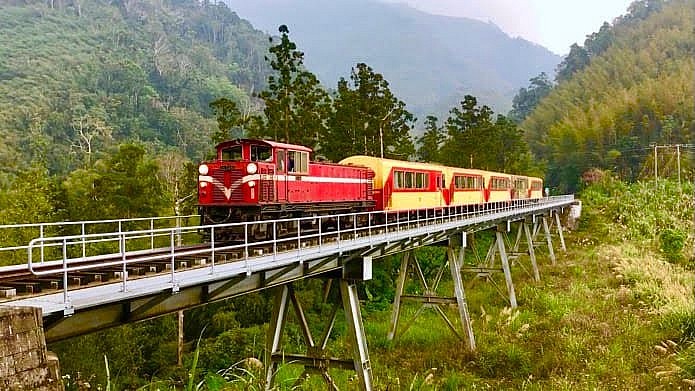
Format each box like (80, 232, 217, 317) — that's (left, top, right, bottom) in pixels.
(251, 145, 272, 162)
(221, 146, 242, 161)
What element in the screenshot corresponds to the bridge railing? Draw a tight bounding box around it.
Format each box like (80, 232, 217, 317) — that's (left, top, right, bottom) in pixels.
(25, 196, 575, 308)
(0, 215, 199, 266)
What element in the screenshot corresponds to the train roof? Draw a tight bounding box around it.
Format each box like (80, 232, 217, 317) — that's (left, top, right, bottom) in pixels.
(339, 156, 507, 176)
(216, 139, 313, 153)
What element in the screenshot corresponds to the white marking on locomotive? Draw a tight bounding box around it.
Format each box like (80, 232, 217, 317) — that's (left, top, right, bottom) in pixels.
(198, 173, 372, 201)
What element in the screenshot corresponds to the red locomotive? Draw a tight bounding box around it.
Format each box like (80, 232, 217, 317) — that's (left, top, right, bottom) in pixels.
(197, 139, 374, 226)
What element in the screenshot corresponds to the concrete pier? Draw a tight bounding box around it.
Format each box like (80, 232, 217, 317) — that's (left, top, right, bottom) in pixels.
(0, 306, 62, 391)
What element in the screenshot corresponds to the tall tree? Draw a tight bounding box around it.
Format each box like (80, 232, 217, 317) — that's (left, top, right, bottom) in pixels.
(440, 95, 494, 169)
(322, 63, 415, 161)
(508, 72, 553, 123)
(253, 25, 329, 148)
(62, 143, 167, 220)
(555, 43, 590, 83)
(416, 115, 445, 162)
(440, 95, 530, 172)
(209, 97, 245, 144)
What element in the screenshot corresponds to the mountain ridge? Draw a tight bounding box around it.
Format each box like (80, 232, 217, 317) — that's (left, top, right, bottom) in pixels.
(223, 0, 560, 118)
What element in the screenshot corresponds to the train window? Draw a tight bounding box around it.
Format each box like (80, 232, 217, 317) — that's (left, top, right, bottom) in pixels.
(514, 178, 528, 189)
(394, 171, 405, 188)
(276, 150, 286, 172)
(221, 146, 242, 161)
(417, 173, 428, 189)
(288, 150, 309, 173)
(251, 145, 272, 162)
(531, 181, 542, 190)
(405, 172, 415, 188)
(492, 178, 510, 189)
(454, 175, 481, 190)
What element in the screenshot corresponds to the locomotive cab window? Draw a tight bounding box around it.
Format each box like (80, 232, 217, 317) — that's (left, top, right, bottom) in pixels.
(251, 145, 272, 162)
(221, 145, 242, 161)
(288, 150, 309, 173)
(276, 150, 286, 172)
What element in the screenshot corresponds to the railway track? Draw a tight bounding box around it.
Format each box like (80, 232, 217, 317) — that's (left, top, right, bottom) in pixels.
(0, 224, 381, 301)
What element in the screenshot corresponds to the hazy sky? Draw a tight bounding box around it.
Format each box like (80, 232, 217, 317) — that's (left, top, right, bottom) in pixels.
(382, 0, 634, 54)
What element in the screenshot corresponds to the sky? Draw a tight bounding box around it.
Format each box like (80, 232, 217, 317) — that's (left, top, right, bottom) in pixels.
(381, 0, 634, 54)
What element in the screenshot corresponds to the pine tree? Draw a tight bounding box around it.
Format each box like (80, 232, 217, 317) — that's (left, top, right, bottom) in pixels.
(322, 63, 415, 161)
(416, 116, 445, 162)
(253, 25, 329, 148)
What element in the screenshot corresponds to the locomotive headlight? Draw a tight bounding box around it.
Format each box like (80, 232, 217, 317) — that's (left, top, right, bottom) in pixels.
(199, 181, 208, 188)
(248, 181, 256, 187)
(246, 163, 258, 174)
(198, 164, 209, 175)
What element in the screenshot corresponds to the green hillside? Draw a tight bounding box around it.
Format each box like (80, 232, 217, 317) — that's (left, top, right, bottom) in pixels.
(522, 0, 694, 192)
(0, 0, 270, 176)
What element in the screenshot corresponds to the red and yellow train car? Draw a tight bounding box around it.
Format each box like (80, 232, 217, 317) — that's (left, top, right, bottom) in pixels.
(340, 156, 450, 211)
(338, 156, 541, 211)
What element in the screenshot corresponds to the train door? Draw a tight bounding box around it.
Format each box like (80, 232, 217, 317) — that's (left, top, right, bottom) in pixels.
(439, 173, 450, 206)
(275, 149, 287, 202)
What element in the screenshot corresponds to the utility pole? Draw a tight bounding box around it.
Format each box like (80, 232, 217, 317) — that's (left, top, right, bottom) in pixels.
(654, 144, 658, 183)
(677, 144, 681, 187)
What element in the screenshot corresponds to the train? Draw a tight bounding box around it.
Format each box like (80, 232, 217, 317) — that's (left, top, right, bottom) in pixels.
(197, 138, 543, 239)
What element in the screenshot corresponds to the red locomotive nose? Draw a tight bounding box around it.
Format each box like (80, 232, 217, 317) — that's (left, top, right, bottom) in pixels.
(223, 171, 233, 188)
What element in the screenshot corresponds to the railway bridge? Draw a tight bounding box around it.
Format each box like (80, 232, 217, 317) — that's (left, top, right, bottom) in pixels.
(0, 196, 577, 390)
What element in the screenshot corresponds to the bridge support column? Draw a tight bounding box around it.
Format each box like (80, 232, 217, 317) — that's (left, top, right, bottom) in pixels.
(265, 277, 372, 391)
(541, 216, 557, 265)
(553, 210, 567, 252)
(507, 221, 540, 282)
(530, 214, 558, 265)
(463, 225, 518, 309)
(387, 235, 476, 350)
(495, 225, 518, 309)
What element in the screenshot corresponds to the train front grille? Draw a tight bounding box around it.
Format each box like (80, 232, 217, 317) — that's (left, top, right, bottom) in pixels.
(211, 166, 244, 202)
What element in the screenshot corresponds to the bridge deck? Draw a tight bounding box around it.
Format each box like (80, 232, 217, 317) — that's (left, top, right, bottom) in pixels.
(0, 197, 574, 322)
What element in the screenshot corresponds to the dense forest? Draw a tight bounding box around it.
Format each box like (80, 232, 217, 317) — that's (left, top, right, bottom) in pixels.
(0, 0, 273, 231)
(518, 0, 694, 192)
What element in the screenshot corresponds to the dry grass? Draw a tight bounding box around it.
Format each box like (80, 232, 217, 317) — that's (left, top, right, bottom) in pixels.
(602, 244, 693, 315)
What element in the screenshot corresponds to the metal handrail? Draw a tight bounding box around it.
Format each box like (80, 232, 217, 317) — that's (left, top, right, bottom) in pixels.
(0, 214, 199, 257)
(25, 196, 575, 310)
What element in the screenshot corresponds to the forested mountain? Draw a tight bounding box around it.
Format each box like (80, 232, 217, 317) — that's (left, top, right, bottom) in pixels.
(521, 0, 694, 192)
(223, 0, 560, 118)
(0, 0, 271, 177)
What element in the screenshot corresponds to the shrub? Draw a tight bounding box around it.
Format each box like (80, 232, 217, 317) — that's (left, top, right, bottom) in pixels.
(660, 228, 687, 263)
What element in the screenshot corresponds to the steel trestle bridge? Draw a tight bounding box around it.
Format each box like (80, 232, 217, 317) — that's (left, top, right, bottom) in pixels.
(0, 195, 576, 390)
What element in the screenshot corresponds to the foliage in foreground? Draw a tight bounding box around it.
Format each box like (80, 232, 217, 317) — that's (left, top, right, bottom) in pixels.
(581, 175, 694, 265)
